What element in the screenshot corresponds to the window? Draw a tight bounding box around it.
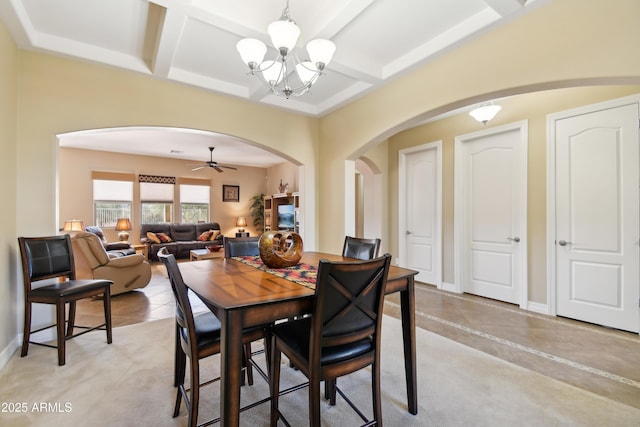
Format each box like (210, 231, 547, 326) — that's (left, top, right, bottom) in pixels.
(140, 182, 174, 224)
(93, 179, 133, 228)
(180, 184, 210, 223)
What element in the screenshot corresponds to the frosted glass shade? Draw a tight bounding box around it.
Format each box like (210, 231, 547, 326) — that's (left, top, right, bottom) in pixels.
(236, 38, 267, 65)
(262, 60, 284, 84)
(306, 39, 336, 66)
(469, 105, 502, 123)
(268, 19, 300, 51)
(296, 62, 318, 85)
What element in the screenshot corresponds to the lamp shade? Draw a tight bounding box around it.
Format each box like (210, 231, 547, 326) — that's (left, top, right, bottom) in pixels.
(236, 38, 267, 66)
(306, 39, 336, 67)
(268, 19, 300, 52)
(236, 216, 247, 232)
(261, 60, 284, 85)
(63, 219, 84, 232)
(469, 105, 502, 124)
(296, 61, 318, 85)
(115, 218, 132, 231)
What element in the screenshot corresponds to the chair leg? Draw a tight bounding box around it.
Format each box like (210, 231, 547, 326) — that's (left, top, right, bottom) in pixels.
(103, 287, 112, 344)
(309, 373, 321, 427)
(20, 300, 31, 357)
(188, 355, 200, 427)
(372, 360, 383, 426)
(244, 343, 254, 386)
(174, 323, 186, 387)
(66, 301, 76, 338)
(56, 303, 67, 366)
(324, 378, 337, 405)
(269, 339, 282, 427)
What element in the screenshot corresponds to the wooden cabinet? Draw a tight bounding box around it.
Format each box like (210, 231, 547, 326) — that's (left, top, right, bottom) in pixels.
(264, 192, 299, 233)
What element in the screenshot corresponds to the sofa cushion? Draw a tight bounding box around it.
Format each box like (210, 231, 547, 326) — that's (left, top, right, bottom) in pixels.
(140, 223, 171, 242)
(156, 232, 173, 243)
(171, 223, 197, 241)
(197, 230, 213, 241)
(146, 232, 161, 244)
(210, 230, 221, 241)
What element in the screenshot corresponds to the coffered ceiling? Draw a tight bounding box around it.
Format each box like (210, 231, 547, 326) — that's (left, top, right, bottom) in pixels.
(0, 0, 547, 166)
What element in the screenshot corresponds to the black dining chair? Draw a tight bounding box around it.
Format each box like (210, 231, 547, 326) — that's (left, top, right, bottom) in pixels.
(223, 236, 260, 258)
(158, 249, 269, 427)
(269, 254, 392, 427)
(17, 235, 113, 366)
(342, 236, 381, 260)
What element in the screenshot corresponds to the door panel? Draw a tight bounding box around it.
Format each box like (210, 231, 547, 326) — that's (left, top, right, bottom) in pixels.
(457, 123, 526, 305)
(401, 144, 440, 285)
(555, 102, 639, 332)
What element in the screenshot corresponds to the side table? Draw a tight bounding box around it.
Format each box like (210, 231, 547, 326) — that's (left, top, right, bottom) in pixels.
(132, 244, 148, 261)
(190, 248, 224, 261)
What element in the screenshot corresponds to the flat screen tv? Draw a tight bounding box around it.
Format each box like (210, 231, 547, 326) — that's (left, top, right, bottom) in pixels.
(277, 204, 295, 230)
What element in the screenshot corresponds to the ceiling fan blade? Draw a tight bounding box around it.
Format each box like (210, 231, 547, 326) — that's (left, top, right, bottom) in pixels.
(213, 166, 225, 173)
(192, 165, 205, 171)
(218, 164, 238, 170)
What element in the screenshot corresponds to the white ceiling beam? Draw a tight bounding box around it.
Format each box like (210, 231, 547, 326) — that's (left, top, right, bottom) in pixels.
(482, 0, 525, 16)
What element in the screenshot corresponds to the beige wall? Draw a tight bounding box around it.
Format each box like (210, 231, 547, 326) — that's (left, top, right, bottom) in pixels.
(386, 85, 640, 303)
(319, 0, 640, 256)
(0, 16, 18, 365)
(59, 148, 278, 239)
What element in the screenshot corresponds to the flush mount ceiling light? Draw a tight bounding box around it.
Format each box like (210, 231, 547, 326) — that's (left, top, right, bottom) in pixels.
(236, 0, 336, 99)
(469, 104, 502, 125)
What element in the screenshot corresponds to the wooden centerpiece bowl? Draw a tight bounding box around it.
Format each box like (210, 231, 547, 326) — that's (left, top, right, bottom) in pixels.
(259, 231, 303, 268)
(206, 244, 221, 252)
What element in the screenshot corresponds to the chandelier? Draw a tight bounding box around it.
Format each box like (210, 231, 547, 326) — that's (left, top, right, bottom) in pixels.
(236, 0, 336, 99)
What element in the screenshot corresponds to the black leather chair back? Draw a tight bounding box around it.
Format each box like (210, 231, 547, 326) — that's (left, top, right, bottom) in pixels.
(314, 253, 391, 349)
(224, 236, 260, 258)
(341, 236, 381, 261)
(20, 235, 75, 284)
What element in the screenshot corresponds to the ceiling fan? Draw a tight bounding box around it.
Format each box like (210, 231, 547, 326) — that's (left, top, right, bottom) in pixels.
(191, 147, 238, 173)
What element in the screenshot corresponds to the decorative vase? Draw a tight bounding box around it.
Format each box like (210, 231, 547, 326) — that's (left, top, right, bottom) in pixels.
(259, 231, 303, 268)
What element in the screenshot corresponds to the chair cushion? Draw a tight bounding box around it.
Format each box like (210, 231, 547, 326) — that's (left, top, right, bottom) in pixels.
(29, 279, 112, 298)
(179, 311, 222, 350)
(273, 317, 374, 365)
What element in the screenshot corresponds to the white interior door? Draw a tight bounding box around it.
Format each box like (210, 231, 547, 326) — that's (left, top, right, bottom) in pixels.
(399, 142, 441, 286)
(553, 100, 639, 332)
(455, 122, 527, 306)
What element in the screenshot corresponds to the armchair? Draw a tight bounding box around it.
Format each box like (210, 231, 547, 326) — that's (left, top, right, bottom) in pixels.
(72, 231, 151, 295)
(85, 225, 136, 257)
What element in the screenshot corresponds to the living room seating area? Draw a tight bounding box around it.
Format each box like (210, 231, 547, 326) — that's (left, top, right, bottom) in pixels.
(140, 222, 224, 261)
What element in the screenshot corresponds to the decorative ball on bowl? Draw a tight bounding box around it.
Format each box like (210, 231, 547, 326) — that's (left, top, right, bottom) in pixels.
(206, 244, 221, 252)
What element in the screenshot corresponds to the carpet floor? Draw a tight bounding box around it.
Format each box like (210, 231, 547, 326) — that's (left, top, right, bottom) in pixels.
(1, 316, 638, 426)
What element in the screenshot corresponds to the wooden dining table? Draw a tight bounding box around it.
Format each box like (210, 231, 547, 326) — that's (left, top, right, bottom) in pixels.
(179, 251, 419, 426)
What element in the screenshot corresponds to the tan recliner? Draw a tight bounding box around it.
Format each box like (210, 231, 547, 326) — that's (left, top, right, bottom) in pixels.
(72, 231, 151, 295)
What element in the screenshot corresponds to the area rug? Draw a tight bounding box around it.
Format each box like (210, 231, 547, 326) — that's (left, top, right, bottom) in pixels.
(1, 316, 638, 426)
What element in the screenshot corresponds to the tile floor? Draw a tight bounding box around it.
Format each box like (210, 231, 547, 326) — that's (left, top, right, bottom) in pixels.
(75, 261, 640, 410)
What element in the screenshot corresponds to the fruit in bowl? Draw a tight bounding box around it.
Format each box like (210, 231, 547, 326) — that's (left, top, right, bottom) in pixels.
(206, 245, 221, 252)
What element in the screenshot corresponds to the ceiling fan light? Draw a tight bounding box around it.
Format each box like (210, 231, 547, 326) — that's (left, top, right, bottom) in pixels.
(469, 104, 502, 124)
(267, 19, 300, 52)
(306, 39, 336, 67)
(236, 38, 267, 66)
(262, 60, 284, 84)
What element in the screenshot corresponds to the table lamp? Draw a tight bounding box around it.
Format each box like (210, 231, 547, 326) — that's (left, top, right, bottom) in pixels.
(236, 216, 247, 233)
(63, 219, 84, 232)
(115, 218, 132, 242)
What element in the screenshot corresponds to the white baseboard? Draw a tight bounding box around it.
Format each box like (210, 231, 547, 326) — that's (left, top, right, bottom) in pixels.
(0, 336, 20, 371)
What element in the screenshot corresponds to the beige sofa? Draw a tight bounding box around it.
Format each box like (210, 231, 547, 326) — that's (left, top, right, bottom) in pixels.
(72, 231, 152, 295)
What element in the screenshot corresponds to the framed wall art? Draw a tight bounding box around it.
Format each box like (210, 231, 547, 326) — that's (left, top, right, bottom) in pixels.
(222, 185, 240, 202)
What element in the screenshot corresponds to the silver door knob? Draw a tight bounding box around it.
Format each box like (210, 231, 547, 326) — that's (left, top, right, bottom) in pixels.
(558, 240, 572, 246)
(507, 237, 520, 242)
